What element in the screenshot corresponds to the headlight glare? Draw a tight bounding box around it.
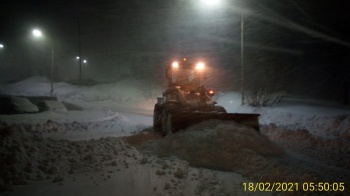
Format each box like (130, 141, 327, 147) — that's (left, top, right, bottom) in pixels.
(195, 62, 205, 70)
(172, 61, 179, 68)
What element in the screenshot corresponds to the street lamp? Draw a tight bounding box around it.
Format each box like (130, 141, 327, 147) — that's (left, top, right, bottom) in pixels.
(32, 29, 55, 97)
(76, 57, 87, 80)
(198, 0, 223, 11)
(32, 29, 42, 37)
(202, 0, 220, 6)
(75, 56, 87, 64)
(0, 44, 4, 48)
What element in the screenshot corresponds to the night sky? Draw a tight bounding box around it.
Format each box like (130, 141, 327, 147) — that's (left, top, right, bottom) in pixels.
(1, 0, 350, 101)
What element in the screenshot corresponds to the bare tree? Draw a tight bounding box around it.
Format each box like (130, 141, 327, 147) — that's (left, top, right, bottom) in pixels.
(244, 58, 291, 107)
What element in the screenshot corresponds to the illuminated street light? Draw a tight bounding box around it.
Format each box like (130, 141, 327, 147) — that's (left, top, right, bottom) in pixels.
(0, 44, 4, 48)
(75, 57, 87, 64)
(199, 0, 223, 9)
(202, 0, 220, 6)
(32, 29, 42, 37)
(32, 28, 54, 97)
(75, 57, 88, 79)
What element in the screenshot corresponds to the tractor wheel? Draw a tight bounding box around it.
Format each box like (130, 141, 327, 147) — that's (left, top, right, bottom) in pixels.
(165, 113, 173, 136)
(215, 106, 227, 113)
(153, 104, 162, 132)
(161, 110, 173, 136)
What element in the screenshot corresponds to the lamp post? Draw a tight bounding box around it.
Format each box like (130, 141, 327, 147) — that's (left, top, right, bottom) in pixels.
(199, 0, 245, 104)
(241, 0, 245, 105)
(32, 29, 54, 97)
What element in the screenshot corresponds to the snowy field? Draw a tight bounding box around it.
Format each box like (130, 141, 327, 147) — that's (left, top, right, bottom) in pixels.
(0, 76, 349, 195)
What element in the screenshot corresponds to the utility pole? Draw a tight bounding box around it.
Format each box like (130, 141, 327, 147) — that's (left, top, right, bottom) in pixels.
(241, 0, 245, 105)
(78, 16, 82, 84)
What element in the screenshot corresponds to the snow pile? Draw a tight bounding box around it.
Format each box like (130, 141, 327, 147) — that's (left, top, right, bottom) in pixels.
(134, 121, 350, 194)
(0, 77, 52, 97)
(260, 124, 350, 188)
(217, 92, 350, 138)
(38, 100, 68, 112)
(0, 122, 142, 191)
(0, 110, 119, 124)
(56, 79, 161, 111)
(140, 120, 311, 182)
(0, 122, 250, 196)
(256, 112, 350, 139)
(0, 76, 161, 112)
(10, 97, 39, 114)
(262, 124, 350, 171)
(40, 114, 149, 141)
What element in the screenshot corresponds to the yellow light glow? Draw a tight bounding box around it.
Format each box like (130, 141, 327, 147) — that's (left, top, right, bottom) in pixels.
(172, 61, 179, 68)
(195, 62, 205, 70)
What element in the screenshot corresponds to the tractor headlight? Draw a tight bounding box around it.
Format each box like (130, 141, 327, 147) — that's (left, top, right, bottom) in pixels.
(172, 61, 179, 69)
(195, 62, 205, 70)
(208, 89, 215, 96)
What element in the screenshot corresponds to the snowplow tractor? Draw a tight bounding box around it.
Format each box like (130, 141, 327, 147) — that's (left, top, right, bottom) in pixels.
(153, 59, 259, 135)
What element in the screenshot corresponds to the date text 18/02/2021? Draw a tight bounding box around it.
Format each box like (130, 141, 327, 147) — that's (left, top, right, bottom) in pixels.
(242, 182, 345, 192)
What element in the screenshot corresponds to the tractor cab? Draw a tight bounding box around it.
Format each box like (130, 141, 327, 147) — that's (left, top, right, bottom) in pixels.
(165, 59, 207, 89)
(164, 59, 214, 106)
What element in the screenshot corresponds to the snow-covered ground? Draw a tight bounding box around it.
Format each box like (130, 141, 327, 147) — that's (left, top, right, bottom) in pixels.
(0, 76, 161, 112)
(217, 92, 350, 138)
(0, 76, 349, 195)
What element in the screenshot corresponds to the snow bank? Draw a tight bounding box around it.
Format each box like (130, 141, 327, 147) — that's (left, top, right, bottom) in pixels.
(0, 77, 52, 97)
(0, 123, 251, 196)
(0, 107, 152, 141)
(216, 92, 350, 138)
(135, 120, 349, 192)
(140, 120, 303, 182)
(38, 100, 67, 112)
(0, 123, 144, 191)
(0, 111, 119, 125)
(262, 124, 350, 170)
(0, 76, 161, 112)
(56, 79, 161, 111)
(260, 124, 350, 187)
(10, 97, 39, 114)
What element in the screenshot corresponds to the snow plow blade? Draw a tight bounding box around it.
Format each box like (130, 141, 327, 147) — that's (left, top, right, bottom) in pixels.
(170, 113, 260, 133)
